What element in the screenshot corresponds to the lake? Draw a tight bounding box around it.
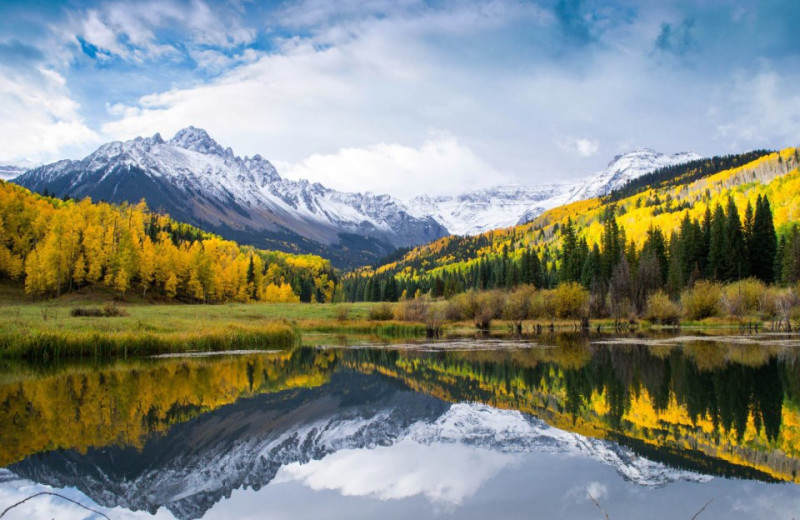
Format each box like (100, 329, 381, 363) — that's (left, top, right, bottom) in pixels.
(1, 333, 800, 519)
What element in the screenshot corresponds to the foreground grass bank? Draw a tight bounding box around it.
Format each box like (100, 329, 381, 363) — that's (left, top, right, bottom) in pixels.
(0, 285, 429, 359)
(0, 280, 789, 360)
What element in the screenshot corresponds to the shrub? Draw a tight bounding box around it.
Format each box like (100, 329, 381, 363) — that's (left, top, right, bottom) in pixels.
(530, 290, 552, 320)
(503, 285, 536, 333)
(681, 281, 722, 320)
(102, 302, 128, 317)
(334, 304, 351, 322)
(70, 307, 104, 317)
(71, 303, 128, 317)
(394, 296, 429, 322)
(551, 282, 590, 320)
(721, 278, 766, 318)
(644, 291, 681, 325)
(424, 304, 446, 338)
(447, 290, 504, 330)
(367, 303, 394, 321)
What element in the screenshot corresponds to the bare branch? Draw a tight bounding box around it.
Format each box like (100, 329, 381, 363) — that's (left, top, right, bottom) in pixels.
(587, 493, 610, 520)
(0, 491, 110, 519)
(689, 499, 714, 520)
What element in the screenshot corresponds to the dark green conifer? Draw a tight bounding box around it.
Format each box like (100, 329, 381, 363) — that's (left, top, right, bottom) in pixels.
(724, 197, 747, 280)
(707, 204, 727, 280)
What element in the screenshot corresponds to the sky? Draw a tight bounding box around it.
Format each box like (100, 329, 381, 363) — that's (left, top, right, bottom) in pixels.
(1, 0, 799, 198)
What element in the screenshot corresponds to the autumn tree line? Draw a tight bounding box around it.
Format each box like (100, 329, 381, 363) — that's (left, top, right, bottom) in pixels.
(0, 182, 338, 302)
(344, 194, 800, 325)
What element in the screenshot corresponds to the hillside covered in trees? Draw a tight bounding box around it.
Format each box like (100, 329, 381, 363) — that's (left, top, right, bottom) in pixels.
(0, 181, 338, 303)
(343, 148, 800, 303)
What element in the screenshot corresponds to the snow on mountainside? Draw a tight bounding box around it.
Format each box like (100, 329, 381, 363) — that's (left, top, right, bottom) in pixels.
(562, 148, 702, 203)
(11, 129, 700, 264)
(404, 184, 572, 237)
(7, 373, 708, 520)
(404, 148, 701, 236)
(0, 160, 39, 180)
(13, 128, 447, 268)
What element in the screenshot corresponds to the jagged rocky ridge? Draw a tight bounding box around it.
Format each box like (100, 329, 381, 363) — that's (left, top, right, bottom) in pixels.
(11, 129, 700, 266)
(7, 371, 709, 520)
(13, 128, 448, 268)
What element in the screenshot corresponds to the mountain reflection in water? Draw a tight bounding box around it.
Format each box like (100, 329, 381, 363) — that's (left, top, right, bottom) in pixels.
(1, 334, 799, 519)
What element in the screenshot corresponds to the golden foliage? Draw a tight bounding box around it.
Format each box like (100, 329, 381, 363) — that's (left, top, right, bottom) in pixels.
(0, 182, 334, 302)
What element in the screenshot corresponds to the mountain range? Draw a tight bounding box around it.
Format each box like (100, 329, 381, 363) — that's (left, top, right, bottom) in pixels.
(10, 128, 699, 267)
(404, 148, 701, 235)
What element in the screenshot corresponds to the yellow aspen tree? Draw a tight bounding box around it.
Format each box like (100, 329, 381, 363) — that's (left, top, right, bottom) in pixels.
(73, 254, 86, 286)
(187, 271, 204, 301)
(114, 267, 129, 296)
(164, 272, 179, 299)
(278, 282, 299, 302)
(264, 283, 280, 302)
(138, 237, 156, 298)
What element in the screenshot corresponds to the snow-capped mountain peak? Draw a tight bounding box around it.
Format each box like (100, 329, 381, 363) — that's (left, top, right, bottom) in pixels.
(169, 126, 227, 156)
(14, 128, 447, 267)
(402, 148, 701, 236)
(566, 148, 702, 202)
(12, 126, 702, 263)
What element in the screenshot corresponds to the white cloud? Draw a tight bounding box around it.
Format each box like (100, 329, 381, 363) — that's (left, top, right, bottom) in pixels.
(714, 69, 800, 150)
(10, 0, 799, 183)
(586, 481, 609, 500)
(0, 67, 98, 162)
(558, 136, 600, 157)
(278, 135, 507, 198)
(275, 440, 514, 505)
(74, 0, 255, 62)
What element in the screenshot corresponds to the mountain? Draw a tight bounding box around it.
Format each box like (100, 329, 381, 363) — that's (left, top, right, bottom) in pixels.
(403, 148, 701, 236)
(404, 184, 572, 236)
(561, 148, 701, 203)
(11, 128, 701, 267)
(13, 128, 448, 268)
(0, 160, 38, 180)
(344, 147, 795, 295)
(6, 371, 707, 520)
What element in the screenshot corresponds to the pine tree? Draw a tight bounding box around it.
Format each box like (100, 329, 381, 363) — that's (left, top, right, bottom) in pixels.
(781, 225, 800, 284)
(743, 200, 754, 249)
(707, 204, 727, 280)
(383, 276, 399, 301)
(750, 195, 777, 283)
(600, 207, 622, 281)
(580, 244, 601, 288)
(246, 255, 255, 284)
(725, 197, 747, 280)
(666, 233, 683, 298)
(559, 218, 580, 282)
(700, 206, 712, 272)
(642, 226, 668, 285)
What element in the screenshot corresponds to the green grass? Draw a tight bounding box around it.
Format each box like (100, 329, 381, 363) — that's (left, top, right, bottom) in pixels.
(0, 283, 426, 359)
(0, 281, 774, 360)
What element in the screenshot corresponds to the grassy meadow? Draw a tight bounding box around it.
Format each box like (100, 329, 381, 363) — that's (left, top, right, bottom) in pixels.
(0, 282, 429, 359)
(0, 279, 786, 360)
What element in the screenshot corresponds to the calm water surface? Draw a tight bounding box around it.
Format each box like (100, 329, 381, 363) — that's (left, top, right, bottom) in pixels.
(1, 333, 800, 519)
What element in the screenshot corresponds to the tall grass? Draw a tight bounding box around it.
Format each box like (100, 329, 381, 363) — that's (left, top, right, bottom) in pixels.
(299, 319, 426, 338)
(0, 322, 296, 361)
